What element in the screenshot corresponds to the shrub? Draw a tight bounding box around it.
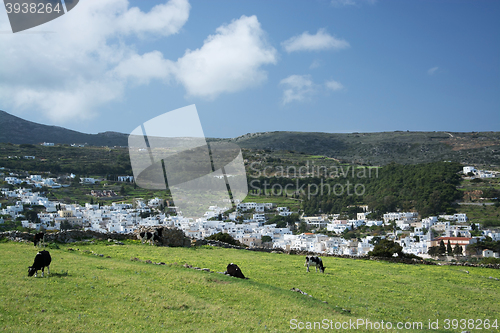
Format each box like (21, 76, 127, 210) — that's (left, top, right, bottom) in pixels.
(368, 239, 403, 258)
(205, 232, 243, 247)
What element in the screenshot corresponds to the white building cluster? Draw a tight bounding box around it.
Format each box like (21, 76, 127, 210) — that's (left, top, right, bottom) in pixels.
(463, 166, 498, 178)
(2, 176, 498, 258)
(4, 174, 63, 188)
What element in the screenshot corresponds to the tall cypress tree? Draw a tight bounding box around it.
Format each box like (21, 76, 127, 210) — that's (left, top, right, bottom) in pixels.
(439, 240, 446, 255)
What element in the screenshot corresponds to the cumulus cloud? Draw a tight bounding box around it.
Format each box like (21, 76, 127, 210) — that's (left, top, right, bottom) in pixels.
(0, 4, 278, 123)
(427, 66, 439, 75)
(0, 0, 190, 123)
(113, 51, 173, 85)
(169, 15, 277, 99)
(280, 76, 344, 104)
(325, 80, 344, 91)
(279, 75, 316, 104)
(282, 28, 350, 53)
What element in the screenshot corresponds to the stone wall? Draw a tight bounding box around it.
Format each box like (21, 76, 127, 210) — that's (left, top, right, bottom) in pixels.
(0, 227, 191, 247)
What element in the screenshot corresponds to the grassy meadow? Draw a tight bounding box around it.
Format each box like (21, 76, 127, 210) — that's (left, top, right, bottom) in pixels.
(1, 240, 499, 332)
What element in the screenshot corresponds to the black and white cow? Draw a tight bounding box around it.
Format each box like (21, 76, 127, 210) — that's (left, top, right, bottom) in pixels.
(153, 227, 163, 244)
(304, 256, 325, 273)
(138, 230, 155, 245)
(28, 250, 51, 277)
(138, 228, 162, 245)
(33, 232, 45, 247)
(226, 263, 246, 279)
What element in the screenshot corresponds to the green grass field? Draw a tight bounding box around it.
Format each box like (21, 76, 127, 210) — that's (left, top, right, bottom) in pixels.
(1, 241, 499, 332)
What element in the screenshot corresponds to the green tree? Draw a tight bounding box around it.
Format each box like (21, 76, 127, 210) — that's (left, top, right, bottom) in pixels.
(428, 246, 439, 257)
(453, 245, 462, 257)
(25, 210, 39, 223)
(60, 220, 72, 230)
(205, 232, 243, 246)
(438, 240, 446, 255)
(446, 240, 453, 256)
(261, 235, 272, 243)
(71, 175, 80, 187)
(298, 221, 308, 234)
(368, 239, 403, 258)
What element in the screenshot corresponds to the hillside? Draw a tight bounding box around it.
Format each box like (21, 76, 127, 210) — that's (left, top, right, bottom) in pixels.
(1, 241, 499, 332)
(227, 131, 500, 166)
(0, 110, 128, 147)
(1, 110, 498, 165)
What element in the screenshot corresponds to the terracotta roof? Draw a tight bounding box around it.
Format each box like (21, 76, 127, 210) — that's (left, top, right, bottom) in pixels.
(435, 237, 472, 241)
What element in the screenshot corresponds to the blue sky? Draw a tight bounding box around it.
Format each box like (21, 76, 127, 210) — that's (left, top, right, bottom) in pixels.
(0, 0, 498, 138)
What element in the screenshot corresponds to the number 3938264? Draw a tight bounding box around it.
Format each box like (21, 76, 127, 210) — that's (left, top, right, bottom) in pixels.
(443, 319, 498, 330)
(5, 2, 62, 14)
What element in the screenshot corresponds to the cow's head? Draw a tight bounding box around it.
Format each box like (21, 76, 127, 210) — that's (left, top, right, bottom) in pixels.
(319, 266, 325, 273)
(28, 266, 36, 277)
(304, 257, 309, 266)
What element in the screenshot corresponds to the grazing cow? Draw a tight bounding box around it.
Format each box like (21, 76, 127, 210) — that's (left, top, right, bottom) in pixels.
(138, 228, 162, 245)
(153, 227, 163, 244)
(304, 256, 325, 273)
(138, 231, 154, 245)
(226, 263, 246, 279)
(28, 250, 51, 277)
(33, 232, 45, 247)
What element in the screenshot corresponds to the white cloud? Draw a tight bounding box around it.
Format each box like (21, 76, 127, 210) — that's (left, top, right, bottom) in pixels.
(0, 6, 277, 123)
(427, 66, 439, 75)
(309, 59, 321, 69)
(0, 0, 190, 123)
(169, 15, 277, 99)
(325, 80, 344, 91)
(331, 0, 357, 6)
(279, 75, 316, 104)
(331, 0, 376, 7)
(113, 51, 173, 85)
(282, 28, 350, 53)
(280, 76, 344, 104)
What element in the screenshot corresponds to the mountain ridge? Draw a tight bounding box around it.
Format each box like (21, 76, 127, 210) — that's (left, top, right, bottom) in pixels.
(0, 110, 128, 146)
(1, 110, 498, 165)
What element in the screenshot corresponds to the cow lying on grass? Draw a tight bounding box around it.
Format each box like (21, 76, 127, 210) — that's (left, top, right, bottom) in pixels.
(305, 256, 325, 273)
(28, 250, 51, 277)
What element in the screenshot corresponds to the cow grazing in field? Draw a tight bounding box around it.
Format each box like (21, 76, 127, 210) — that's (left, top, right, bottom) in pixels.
(226, 263, 247, 279)
(33, 232, 45, 247)
(305, 256, 325, 273)
(28, 250, 52, 277)
(138, 228, 163, 245)
(153, 227, 163, 244)
(138, 231, 154, 245)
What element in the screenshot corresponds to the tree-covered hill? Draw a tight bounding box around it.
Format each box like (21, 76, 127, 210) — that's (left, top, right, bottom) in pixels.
(1, 110, 498, 166)
(227, 131, 499, 166)
(268, 162, 464, 217)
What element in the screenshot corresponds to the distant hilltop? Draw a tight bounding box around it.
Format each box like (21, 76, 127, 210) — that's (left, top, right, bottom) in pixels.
(0, 110, 128, 147)
(0, 110, 498, 165)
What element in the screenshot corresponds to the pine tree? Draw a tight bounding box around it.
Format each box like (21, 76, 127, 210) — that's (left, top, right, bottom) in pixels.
(447, 240, 453, 256)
